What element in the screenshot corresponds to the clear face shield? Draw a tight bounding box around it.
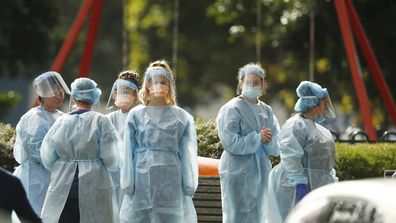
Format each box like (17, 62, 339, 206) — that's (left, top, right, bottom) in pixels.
(33, 72, 71, 98)
(238, 73, 266, 99)
(147, 75, 169, 98)
(320, 89, 336, 119)
(106, 79, 138, 110)
(309, 89, 336, 123)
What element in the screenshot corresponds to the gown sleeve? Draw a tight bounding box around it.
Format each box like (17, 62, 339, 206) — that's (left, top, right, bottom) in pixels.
(262, 111, 281, 157)
(40, 118, 62, 171)
(120, 112, 137, 195)
(99, 116, 120, 171)
(216, 105, 262, 155)
(279, 119, 308, 186)
(14, 115, 48, 164)
(179, 115, 198, 197)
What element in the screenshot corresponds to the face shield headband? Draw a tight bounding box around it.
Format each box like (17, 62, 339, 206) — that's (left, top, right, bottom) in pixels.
(106, 79, 138, 110)
(33, 72, 71, 98)
(144, 68, 172, 81)
(238, 66, 266, 80)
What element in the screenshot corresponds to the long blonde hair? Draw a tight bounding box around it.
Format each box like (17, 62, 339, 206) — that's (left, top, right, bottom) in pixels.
(139, 60, 177, 105)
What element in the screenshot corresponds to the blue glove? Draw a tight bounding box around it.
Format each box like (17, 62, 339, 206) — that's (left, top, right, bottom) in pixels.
(296, 184, 309, 200)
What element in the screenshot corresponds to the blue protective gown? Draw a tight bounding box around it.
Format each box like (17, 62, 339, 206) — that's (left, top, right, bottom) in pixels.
(40, 111, 120, 223)
(119, 105, 198, 223)
(106, 110, 128, 209)
(106, 110, 128, 140)
(13, 106, 64, 215)
(216, 97, 280, 223)
(267, 114, 338, 223)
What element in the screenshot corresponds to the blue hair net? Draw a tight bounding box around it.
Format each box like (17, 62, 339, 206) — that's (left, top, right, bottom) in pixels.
(238, 64, 266, 80)
(71, 78, 102, 105)
(144, 67, 172, 80)
(294, 81, 328, 112)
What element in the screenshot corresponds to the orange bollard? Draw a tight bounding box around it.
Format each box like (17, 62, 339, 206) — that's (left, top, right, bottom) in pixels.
(198, 156, 219, 176)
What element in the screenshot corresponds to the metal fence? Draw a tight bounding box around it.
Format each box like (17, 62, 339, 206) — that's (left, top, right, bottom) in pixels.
(331, 130, 396, 143)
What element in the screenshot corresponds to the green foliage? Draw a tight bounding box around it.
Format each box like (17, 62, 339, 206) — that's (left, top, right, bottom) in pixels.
(122, 0, 396, 127)
(1, 119, 396, 181)
(0, 91, 21, 120)
(335, 143, 396, 181)
(196, 119, 223, 159)
(0, 123, 17, 171)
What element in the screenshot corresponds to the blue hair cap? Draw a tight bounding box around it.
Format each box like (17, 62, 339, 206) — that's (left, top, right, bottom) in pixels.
(294, 81, 328, 112)
(238, 64, 266, 79)
(71, 78, 102, 105)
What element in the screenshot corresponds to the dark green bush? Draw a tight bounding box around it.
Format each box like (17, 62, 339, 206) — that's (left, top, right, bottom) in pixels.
(335, 143, 396, 180)
(195, 119, 396, 180)
(196, 118, 223, 159)
(0, 122, 17, 171)
(1, 120, 396, 181)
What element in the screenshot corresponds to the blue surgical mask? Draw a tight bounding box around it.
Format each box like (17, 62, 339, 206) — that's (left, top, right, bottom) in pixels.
(314, 115, 326, 123)
(314, 105, 326, 123)
(242, 86, 261, 100)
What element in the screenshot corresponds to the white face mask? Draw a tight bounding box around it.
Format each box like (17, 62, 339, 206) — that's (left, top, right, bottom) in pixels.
(242, 86, 261, 100)
(115, 94, 135, 108)
(151, 84, 169, 98)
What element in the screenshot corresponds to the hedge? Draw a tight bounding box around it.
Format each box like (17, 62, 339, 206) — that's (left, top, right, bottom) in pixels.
(1, 120, 396, 180)
(0, 122, 17, 171)
(335, 143, 396, 180)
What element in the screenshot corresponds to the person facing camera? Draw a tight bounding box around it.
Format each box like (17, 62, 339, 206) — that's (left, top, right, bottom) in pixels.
(40, 77, 120, 223)
(216, 63, 280, 223)
(119, 62, 198, 223)
(106, 70, 140, 209)
(267, 80, 338, 223)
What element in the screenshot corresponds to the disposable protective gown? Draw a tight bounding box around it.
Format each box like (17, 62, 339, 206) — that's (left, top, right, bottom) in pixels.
(106, 110, 128, 140)
(216, 97, 280, 223)
(40, 111, 120, 223)
(13, 106, 64, 215)
(119, 105, 198, 223)
(106, 110, 128, 208)
(267, 114, 338, 223)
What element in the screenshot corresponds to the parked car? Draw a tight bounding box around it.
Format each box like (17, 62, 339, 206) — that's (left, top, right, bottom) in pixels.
(285, 178, 396, 223)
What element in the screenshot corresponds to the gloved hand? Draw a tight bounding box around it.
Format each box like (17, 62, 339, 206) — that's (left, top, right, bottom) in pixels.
(296, 184, 309, 200)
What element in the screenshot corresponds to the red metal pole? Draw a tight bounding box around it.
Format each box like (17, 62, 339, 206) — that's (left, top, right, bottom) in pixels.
(50, 0, 96, 72)
(345, 0, 396, 126)
(334, 0, 376, 140)
(79, 0, 104, 77)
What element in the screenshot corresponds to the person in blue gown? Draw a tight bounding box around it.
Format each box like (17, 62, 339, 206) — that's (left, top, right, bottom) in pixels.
(267, 81, 338, 223)
(216, 63, 280, 223)
(40, 77, 120, 223)
(13, 71, 70, 216)
(106, 70, 140, 208)
(119, 61, 198, 223)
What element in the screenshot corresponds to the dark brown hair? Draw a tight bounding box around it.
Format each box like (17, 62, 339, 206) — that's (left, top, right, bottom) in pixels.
(118, 70, 139, 86)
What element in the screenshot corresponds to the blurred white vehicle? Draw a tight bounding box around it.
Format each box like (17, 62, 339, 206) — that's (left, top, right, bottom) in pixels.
(285, 178, 396, 223)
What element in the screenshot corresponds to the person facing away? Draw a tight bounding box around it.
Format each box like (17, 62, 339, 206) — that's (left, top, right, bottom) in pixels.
(40, 77, 120, 223)
(105, 70, 140, 209)
(267, 81, 338, 223)
(216, 63, 280, 223)
(0, 167, 41, 223)
(119, 60, 198, 223)
(13, 71, 70, 216)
